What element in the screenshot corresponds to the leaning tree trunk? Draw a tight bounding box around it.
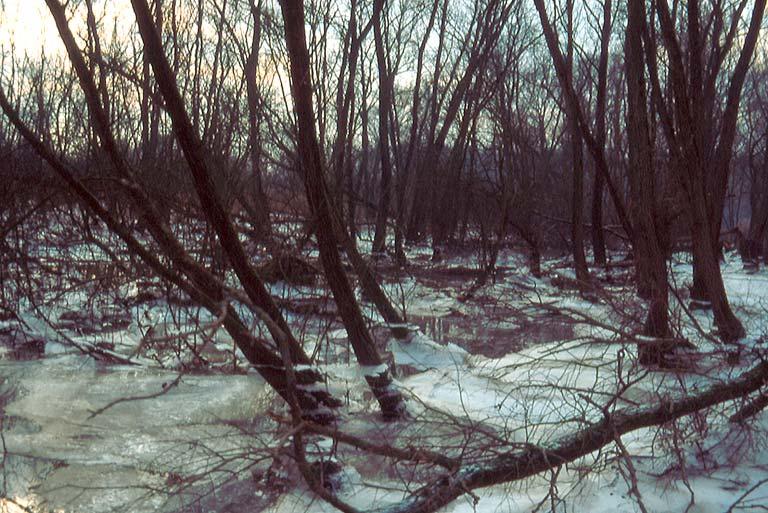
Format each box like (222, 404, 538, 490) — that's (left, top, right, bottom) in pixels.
(690, 197, 745, 341)
(128, 0, 303, 351)
(48, 0, 341, 422)
(279, 0, 406, 419)
(0, 82, 340, 425)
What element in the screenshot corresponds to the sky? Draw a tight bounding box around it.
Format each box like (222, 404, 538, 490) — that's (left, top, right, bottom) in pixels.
(0, 1, 135, 63)
(0, 1, 63, 59)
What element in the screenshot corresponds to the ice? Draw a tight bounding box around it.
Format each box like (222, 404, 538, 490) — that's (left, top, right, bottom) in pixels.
(4, 242, 768, 513)
(1, 352, 273, 513)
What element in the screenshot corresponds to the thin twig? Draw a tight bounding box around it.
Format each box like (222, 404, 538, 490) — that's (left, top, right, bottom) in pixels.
(87, 373, 183, 419)
(725, 478, 768, 513)
(614, 434, 650, 513)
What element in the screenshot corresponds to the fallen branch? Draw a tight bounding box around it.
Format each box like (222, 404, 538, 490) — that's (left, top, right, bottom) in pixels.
(304, 423, 459, 470)
(371, 357, 768, 513)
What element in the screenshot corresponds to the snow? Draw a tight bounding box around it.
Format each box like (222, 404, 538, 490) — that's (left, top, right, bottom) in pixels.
(388, 333, 468, 370)
(5, 238, 768, 513)
(262, 251, 768, 513)
(360, 363, 390, 377)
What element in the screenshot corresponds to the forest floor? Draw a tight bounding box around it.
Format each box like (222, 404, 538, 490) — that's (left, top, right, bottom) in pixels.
(2, 234, 768, 513)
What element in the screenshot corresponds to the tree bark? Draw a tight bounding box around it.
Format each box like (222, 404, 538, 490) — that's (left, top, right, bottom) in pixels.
(626, 0, 670, 351)
(565, 0, 589, 285)
(371, 1, 393, 256)
(278, 0, 406, 419)
(591, 0, 611, 266)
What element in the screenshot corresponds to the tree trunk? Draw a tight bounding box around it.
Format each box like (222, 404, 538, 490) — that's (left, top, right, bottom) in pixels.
(0, 82, 340, 425)
(591, 0, 611, 266)
(244, 0, 272, 242)
(372, 4, 393, 256)
(653, 0, 756, 341)
(690, 201, 745, 341)
(746, 153, 768, 266)
(570, 128, 589, 284)
(565, 0, 589, 285)
(533, 0, 635, 245)
(392, 0, 439, 267)
(278, 0, 406, 419)
(591, 170, 606, 264)
(129, 0, 303, 351)
(626, 0, 670, 356)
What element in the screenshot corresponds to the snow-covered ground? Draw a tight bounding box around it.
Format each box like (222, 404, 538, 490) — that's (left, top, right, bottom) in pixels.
(2, 242, 768, 513)
(267, 251, 768, 513)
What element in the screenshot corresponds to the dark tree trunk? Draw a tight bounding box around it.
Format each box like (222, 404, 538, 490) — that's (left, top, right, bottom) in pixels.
(626, 0, 670, 355)
(392, 0, 438, 267)
(653, 0, 762, 341)
(591, 0, 611, 266)
(0, 70, 339, 425)
(129, 0, 302, 350)
(371, 5, 393, 256)
(533, 0, 635, 248)
(689, 251, 709, 301)
(565, 0, 589, 285)
(244, 0, 272, 242)
(570, 128, 589, 284)
(591, 171, 606, 265)
(745, 131, 768, 267)
(690, 204, 745, 341)
(278, 0, 406, 419)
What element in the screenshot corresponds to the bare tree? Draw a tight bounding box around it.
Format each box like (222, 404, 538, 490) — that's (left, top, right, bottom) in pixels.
(649, 0, 765, 341)
(590, 0, 611, 266)
(277, 0, 407, 419)
(742, 61, 768, 264)
(625, 0, 671, 348)
(533, 0, 634, 246)
(242, 0, 273, 242)
(564, 0, 589, 285)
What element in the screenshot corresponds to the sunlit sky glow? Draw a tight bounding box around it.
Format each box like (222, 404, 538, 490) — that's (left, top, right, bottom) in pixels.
(0, 1, 137, 63)
(1, 2, 63, 59)
(1, 1, 767, 79)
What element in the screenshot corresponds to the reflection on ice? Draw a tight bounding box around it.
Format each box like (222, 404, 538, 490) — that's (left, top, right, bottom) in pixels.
(1, 350, 273, 513)
(0, 496, 51, 513)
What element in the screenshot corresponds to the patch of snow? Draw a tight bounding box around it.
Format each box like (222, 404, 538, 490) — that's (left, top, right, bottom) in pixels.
(388, 333, 468, 370)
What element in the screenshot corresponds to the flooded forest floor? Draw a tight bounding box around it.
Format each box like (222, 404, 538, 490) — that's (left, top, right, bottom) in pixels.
(2, 218, 768, 513)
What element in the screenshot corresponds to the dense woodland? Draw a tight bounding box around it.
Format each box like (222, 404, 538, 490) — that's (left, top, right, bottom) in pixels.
(2, 0, 768, 512)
